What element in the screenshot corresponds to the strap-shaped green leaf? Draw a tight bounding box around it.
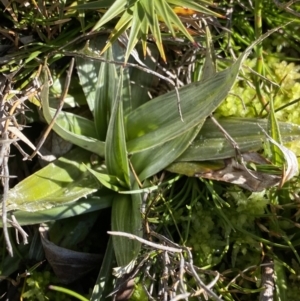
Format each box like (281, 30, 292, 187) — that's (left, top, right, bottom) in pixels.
(41, 69, 105, 156)
(94, 47, 118, 140)
(99, 10, 133, 58)
(105, 69, 131, 187)
(154, 0, 194, 41)
(104, 69, 141, 266)
(268, 96, 284, 165)
(78, 0, 223, 62)
(51, 109, 98, 138)
(126, 60, 243, 154)
(0, 196, 112, 226)
(76, 37, 106, 113)
(126, 28, 282, 154)
(90, 237, 115, 301)
(178, 118, 300, 161)
(76, 38, 132, 118)
(111, 193, 142, 266)
(144, 0, 165, 61)
(124, 2, 144, 64)
(92, 0, 129, 32)
(87, 167, 127, 192)
(131, 125, 202, 181)
(5, 148, 100, 213)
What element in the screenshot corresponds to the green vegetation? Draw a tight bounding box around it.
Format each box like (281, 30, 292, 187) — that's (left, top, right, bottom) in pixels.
(0, 0, 300, 300)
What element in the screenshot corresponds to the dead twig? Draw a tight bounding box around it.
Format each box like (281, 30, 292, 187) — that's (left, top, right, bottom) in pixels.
(273, 0, 300, 17)
(108, 231, 182, 253)
(1, 132, 13, 256)
(259, 257, 274, 301)
(108, 231, 223, 301)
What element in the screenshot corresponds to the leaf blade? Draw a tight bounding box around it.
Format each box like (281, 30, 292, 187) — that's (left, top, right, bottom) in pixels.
(92, 0, 128, 32)
(105, 69, 131, 187)
(5, 148, 100, 213)
(131, 125, 201, 181)
(94, 47, 118, 140)
(126, 27, 283, 154)
(178, 118, 300, 161)
(111, 193, 142, 266)
(41, 68, 105, 156)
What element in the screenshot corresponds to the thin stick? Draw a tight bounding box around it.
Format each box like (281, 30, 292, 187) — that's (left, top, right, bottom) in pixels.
(259, 257, 274, 301)
(170, 293, 190, 301)
(64, 51, 175, 87)
(1, 132, 13, 256)
(28, 58, 75, 159)
(184, 248, 223, 301)
(209, 114, 260, 180)
(4, 99, 24, 133)
(129, 160, 143, 188)
(10, 214, 28, 245)
(145, 44, 185, 88)
(150, 231, 185, 250)
(12, 142, 30, 158)
(209, 115, 240, 156)
(273, 0, 300, 16)
(107, 231, 182, 253)
(178, 253, 187, 299)
(0, 72, 29, 256)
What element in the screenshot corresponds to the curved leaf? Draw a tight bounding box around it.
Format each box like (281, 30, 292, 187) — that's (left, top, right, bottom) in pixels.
(41, 69, 105, 157)
(105, 70, 131, 187)
(76, 37, 106, 113)
(126, 58, 242, 153)
(84, 0, 222, 62)
(51, 109, 98, 138)
(154, 0, 194, 41)
(141, 0, 165, 61)
(99, 10, 133, 59)
(5, 148, 100, 213)
(111, 193, 142, 266)
(124, 2, 144, 63)
(131, 125, 202, 181)
(1, 196, 112, 226)
(178, 118, 300, 161)
(92, 0, 128, 32)
(87, 167, 127, 192)
(126, 28, 283, 154)
(94, 47, 118, 140)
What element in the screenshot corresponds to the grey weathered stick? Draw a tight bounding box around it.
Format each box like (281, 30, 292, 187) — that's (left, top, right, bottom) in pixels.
(108, 231, 182, 253)
(259, 257, 274, 301)
(273, 0, 300, 16)
(1, 132, 13, 256)
(184, 247, 223, 301)
(184, 261, 223, 301)
(170, 293, 190, 301)
(10, 214, 28, 245)
(178, 253, 188, 300)
(209, 114, 260, 181)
